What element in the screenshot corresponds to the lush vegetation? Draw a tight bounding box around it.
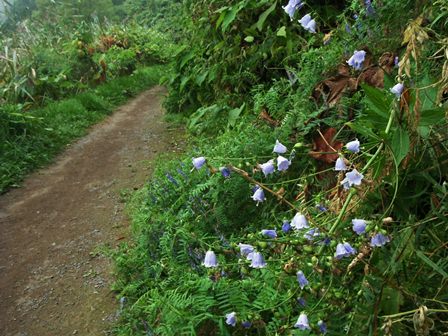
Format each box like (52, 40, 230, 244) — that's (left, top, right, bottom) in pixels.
(111, 0, 448, 335)
(0, 0, 180, 192)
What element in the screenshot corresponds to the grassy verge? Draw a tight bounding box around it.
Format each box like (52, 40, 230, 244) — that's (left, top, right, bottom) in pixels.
(0, 65, 167, 193)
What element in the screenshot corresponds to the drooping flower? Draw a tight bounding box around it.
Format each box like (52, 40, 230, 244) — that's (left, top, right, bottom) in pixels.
(341, 169, 364, 189)
(238, 243, 254, 257)
(192, 157, 206, 170)
(318, 320, 328, 334)
(298, 14, 316, 33)
(316, 204, 328, 212)
(225, 312, 237, 327)
(261, 229, 277, 238)
(365, 0, 375, 16)
(390, 83, 404, 99)
(282, 220, 291, 232)
(282, 0, 303, 20)
(352, 219, 367, 235)
(260, 160, 275, 176)
(249, 252, 267, 268)
(219, 166, 231, 178)
(203, 250, 218, 267)
(294, 313, 311, 330)
(335, 242, 357, 259)
(291, 213, 309, 230)
(335, 157, 348, 171)
(297, 297, 306, 307)
(346, 139, 360, 153)
(304, 228, 320, 241)
(252, 187, 265, 204)
(370, 233, 390, 247)
(273, 140, 287, 154)
(277, 155, 291, 171)
(297, 271, 309, 289)
(394, 56, 399, 68)
(347, 50, 367, 70)
(242, 321, 252, 328)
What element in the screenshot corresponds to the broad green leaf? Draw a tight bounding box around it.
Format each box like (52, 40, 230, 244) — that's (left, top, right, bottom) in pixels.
(228, 103, 245, 127)
(195, 71, 208, 86)
(276, 26, 287, 37)
(415, 250, 448, 279)
(390, 127, 410, 166)
(221, 3, 246, 32)
(380, 287, 403, 315)
(244, 36, 254, 43)
(180, 51, 195, 69)
(419, 107, 446, 126)
(346, 121, 380, 141)
(362, 84, 391, 120)
(256, 2, 277, 32)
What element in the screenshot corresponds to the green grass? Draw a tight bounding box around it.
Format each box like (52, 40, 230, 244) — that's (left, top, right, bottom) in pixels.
(0, 65, 167, 193)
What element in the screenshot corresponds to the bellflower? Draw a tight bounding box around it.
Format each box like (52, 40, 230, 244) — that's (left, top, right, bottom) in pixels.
(304, 228, 320, 241)
(346, 139, 360, 153)
(294, 313, 311, 330)
(282, 0, 303, 20)
(394, 56, 399, 68)
(352, 219, 367, 235)
(299, 14, 316, 33)
(341, 169, 364, 189)
(277, 155, 291, 171)
(365, 0, 375, 16)
(239, 243, 254, 257)
(273, 140, 287, 154)
(203, 250, 218, 267)
(291, 213, 309, 230)
(335, 242, 356, 259)
(242, 321, 252, 328)
(297, 297, 306, 307)
(260, 160, 275, 176)
(219, 166, 231, 178)
(282, 220, 291, 232)
(347, 50, 367, 70)
(297, 271, 309, 289)
(249, 252, 267, 268)
(261, 229, 277, 238)
(390, 83, 404, 99)
(335, 157, 348, 171)
(225, 312, 237, 327)
(370, 233, 390, 247)
(192, 157, 206, 170)
(318, 320, 328, 334)
(252, 187, 265, 204)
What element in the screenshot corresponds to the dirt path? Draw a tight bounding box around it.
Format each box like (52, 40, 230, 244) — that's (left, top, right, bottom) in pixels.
(0, 86, 184, 336)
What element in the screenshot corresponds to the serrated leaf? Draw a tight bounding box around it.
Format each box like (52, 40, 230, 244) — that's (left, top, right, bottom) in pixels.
(390, 127, 410, 166)
(256, 2, 277, 32)
(276, 26, 287, 37)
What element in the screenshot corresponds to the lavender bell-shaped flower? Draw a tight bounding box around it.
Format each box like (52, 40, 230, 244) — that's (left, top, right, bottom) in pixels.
(294, 313, 311, 330)
(318, 320, 328, 334)
(252, 187, 265, 204)
(203, 250, 218, 267)
(225, 312, 237, 327)
(341, 169, 364, 189)
(242, 321, 252, 328)
(260, 160, 275, 176)
(219, 166, 231, 178)
(273, 140, 287, 154)
(282, 0, 303, 20)
(291, 213, 309, 230)
(352, 219, 367, 235)
(304, 228, 320, 241)
(298, 14, 316, 33)
(297, 271, 309, 289)
(347, 50, 367, 70)
(261, 229, 277, 238)
(335, 242, 356, 259)
(277, 155, 291, 171)
(297, 297, 306, 307)
(335, 157, 348, 171)
(192, 157, 206, 170)
(249, 252, 267, 268)
(370, 233, 390, 247)
(239, 243, 255, 257)
(390, 83, 404, 99)
(346, 139, 360, 153)
(282, 220, 291, 232)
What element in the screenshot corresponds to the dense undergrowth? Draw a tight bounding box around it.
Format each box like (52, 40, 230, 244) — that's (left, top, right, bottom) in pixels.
(112, 0, 448, 335)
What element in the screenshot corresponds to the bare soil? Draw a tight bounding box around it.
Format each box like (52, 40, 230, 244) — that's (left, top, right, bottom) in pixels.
(0, 86, 184, 336)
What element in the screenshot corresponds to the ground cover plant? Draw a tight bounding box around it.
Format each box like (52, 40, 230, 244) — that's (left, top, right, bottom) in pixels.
(112, 0, 448, 335)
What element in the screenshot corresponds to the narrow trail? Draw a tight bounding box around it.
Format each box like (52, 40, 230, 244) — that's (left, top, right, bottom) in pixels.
(0, 86, 184, 336)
